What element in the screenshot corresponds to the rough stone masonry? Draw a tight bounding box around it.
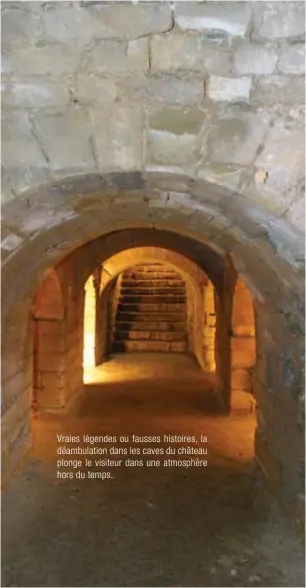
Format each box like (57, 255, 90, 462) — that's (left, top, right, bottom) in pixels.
(1, 0, 305, 541)
(1, 0, 305, 231)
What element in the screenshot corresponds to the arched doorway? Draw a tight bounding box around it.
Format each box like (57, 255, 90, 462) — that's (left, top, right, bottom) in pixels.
(1, 172, 304, 539)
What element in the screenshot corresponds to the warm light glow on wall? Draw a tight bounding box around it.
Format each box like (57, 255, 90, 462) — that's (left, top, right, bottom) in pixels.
(83, 275, 96, 370)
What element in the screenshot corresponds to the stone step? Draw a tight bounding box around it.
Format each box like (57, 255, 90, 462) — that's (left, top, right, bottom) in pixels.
(123, 271, 180, 279)
(114, 330, 187, 342)
(113, 340, 188, 353)
(119, 294, 186, 304)
(121, 279, 185, 288)
(118, 302, 186, 312)
(115, 320, 186, 331)
(121, 286, 186, 294)
(116, 311, 186, 322)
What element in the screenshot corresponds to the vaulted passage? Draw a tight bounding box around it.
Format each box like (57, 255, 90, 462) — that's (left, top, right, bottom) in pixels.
(2, 175, 305, 587)
(1, 1, 305, 585)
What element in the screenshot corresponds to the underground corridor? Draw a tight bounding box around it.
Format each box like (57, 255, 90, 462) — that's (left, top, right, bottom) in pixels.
(1, 172, 305, 588)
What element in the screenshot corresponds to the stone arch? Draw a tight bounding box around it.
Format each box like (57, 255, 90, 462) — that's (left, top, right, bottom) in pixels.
(92, 247, 212, 372)
(1, 172, 304, 533)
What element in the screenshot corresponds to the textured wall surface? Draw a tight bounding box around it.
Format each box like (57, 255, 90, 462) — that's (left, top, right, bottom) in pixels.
(1, 1, 305, 536)
(1, 0, 305, 232)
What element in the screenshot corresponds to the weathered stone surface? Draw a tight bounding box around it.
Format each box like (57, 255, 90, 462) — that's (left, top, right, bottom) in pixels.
(119, 75, 204, 105)
(255, 123, 304, 179)
(245, 121, 304, 213)
(234, 43, 277, 75)
(285, 197, 305, 234)
(146, 130, 198, 167)
(82, 2, 173, 39)
(207, 110, 270, 166)
(41, 5, 97, 45)
(7, 78, 71, 108)
(1, 7, 42, 47)
(151, 33, 232, 75)
(231, 368, 253, 390)
(252, 76, 305, 105)
(1, 112, 48, 177)
(196, 164, 243, 191)
(73, 75, 117, 105)
(4, 44, 81, 75)
(32, 107, 96, 173)
(84, 38, 149, 73)
(208, 75, 252, 103)
(90, 105, 143, 171)
(252, 2, 305, 40)
(151, 32, 200, 72)
(127, 38, 149, 72)
(148, 106, 209, 135)
(278, 43, 305, 74)
(72, 74, 118, 105)
(174, 2, 251, 37)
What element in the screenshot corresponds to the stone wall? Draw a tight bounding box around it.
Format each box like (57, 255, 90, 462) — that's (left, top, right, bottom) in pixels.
(1, 1, 304, 233)
(32, 269, 67, 411)
(1, 1, 305, 534)
(231, 277, 256, 413)
(202, 281, 216, 372)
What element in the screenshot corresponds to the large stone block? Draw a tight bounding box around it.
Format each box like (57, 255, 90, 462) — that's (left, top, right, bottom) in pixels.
(208, 110, 270, 166)
(174, 2, 251, 37)
(127, 38, 149, 72)
(231, 336, 256, 369)
(254, 122, 304, 208)
(207, 75, 251, 103)
(84, 38, 149, 73)
(231, 390, 255, 414)
(252, 75, 305, 105)
(252, 2, 305, 40)
(151, 32, 200, 72)
(231, 368, 253, 391)
(278, 43, 305, 74)
(148, 105, 209, 135)
(90, 105, 143, 171)
(32, 107, 96, 173)
(196, 164, 243, 191)
(36, 351, 66, 372)
(146, 129, 198, 167)
(41, 371, 65, 390)
(2, 6, 42, 47)
(2, 112, 45, 167)
(82, 1, 172, 39)
(151, 33, 232, 75)
(119, 74, 204, 105)
(8, 78, 71, 108)
(4, 44, 81, 75)
(73, 75, 117, 105)
(40, 4, 97, 45)
(37, 387, 65, 409)
(234, 42, 277, 75)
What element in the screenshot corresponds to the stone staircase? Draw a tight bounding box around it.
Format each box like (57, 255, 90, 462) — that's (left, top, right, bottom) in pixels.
(113, 263, 188, 353)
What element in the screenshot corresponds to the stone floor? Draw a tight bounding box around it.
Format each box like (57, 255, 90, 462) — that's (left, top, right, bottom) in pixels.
(2, 354, 305, 587)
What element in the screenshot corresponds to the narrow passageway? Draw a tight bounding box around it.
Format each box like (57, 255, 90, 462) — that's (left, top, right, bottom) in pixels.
(2, 354, 304, 588)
